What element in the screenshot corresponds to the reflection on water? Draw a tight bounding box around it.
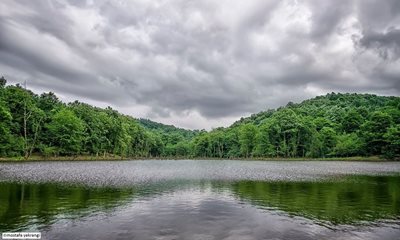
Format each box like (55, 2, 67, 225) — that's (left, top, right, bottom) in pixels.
(0, 183, 136, 231)
(229, 176, 400, 224)
(0, 175, 400, 240)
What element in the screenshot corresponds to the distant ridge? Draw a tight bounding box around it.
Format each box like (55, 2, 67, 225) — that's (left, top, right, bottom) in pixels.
(0, 76, 399, 160)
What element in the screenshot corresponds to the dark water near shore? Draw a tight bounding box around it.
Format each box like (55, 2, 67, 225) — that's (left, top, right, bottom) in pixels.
(1, 160, 400, 240)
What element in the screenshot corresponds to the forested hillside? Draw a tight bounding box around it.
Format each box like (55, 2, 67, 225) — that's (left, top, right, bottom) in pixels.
(0, 77, 197, 159)
(0, 76, 399, 160)
(138, 118, 200, 141)
(213, 93, 400, 159)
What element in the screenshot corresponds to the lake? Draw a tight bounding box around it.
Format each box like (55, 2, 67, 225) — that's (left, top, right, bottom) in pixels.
(1, 160, 400, 240)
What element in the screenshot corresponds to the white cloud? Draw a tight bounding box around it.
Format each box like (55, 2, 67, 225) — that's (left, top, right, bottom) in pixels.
(0, 0, 399, 129)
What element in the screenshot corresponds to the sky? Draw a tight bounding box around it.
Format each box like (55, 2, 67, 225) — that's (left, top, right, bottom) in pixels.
(0, 0, 399, 130)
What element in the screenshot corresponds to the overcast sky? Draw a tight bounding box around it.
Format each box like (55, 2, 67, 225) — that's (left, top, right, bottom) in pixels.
(0, 0, 399, 130)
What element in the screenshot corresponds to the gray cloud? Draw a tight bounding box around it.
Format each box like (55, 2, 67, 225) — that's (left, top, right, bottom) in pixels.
(359, 28, 400, 60)
(308, 0, 354, 41)
(0, 0, 399, 129)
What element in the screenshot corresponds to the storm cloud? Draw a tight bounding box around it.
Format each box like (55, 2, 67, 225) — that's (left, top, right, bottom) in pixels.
(0, 0, 399, 129)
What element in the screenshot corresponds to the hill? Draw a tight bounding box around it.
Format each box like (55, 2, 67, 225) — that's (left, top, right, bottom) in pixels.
(0, 76, 399, 160)
(138, 118, 199, 140)
(234, 93, 399, 127)
(196, 93, 400, 159)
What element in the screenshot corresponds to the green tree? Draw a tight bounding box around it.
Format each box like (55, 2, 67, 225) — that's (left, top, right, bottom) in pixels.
(23, 106, 45, 159)
(361, 111, 392, 155)
(2, 81, 400, 160)
(334, 133, 364, 157)
(209, 129, 226, 158)
(342, 109, 363, 133)
(0, 76, 6, 88)
(308, 132, 323, 158)
(253, 123, 275, 157)
(384, 125, 400, 159)
(225, 128, 241, 158)
(46, 109, 85, 155)
(192, 133, 211, 158)
(175, 141, 191, 157)
(2, 84, 45, 159)
(113, 119, 132, 157)
(0, 101, 12, 156)
(147, 132, 164, 157)
(319, 127, 337, 157)
(38, 92, 61, 113)
(239, 124, 257, 158)
(69, 102, 115, 156)
(163, 143, 176, 157)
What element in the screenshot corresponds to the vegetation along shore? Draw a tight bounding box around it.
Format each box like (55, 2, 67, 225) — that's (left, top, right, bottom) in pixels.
(0, 76, 399, 161)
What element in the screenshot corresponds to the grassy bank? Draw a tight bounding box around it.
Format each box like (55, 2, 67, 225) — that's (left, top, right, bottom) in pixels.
(0, 155, 392, 162)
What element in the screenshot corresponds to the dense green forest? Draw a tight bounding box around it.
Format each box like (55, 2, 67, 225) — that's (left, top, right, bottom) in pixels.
(0, 76, 399, 160)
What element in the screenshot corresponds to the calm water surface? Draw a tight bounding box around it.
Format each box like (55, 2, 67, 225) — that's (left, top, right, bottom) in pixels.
(1, 160, 400, 240)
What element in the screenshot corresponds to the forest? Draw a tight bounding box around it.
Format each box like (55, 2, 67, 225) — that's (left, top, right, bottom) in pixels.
(0, 76, 399, 160)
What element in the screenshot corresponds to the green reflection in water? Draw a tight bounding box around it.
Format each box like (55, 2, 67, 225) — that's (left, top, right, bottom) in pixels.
(0, 175, 399, 231)
(0, 183, 137, 231)
(229, 175, 400, 224)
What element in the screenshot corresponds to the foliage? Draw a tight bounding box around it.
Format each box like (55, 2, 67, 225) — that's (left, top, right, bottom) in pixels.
(239, 124, 257, 157)
(0, 78, 399, 160)
(46, 108, 85, 155)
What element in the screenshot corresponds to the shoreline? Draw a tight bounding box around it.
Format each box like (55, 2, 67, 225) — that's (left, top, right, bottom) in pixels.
(0, 156, 393, 162)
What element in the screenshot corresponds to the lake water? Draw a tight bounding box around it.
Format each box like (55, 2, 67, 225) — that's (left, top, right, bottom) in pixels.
(1, 160, 400, 240)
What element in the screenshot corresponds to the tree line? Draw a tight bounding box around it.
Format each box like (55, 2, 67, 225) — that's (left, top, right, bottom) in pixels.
(197, 93, 400, 159)
(0, 76, 399, 160)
